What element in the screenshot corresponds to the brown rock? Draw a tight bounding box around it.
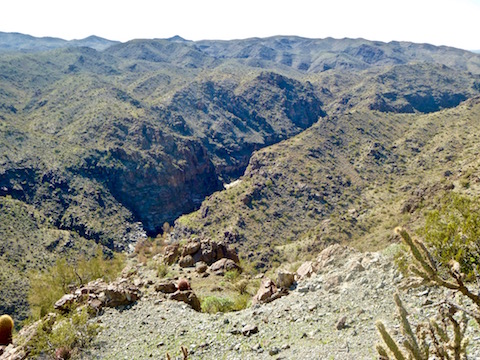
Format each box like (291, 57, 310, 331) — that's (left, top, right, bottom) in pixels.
(252, 278, 288, 305)
(336, 316, 347, 330)
(154, 282, 177, 294)
(169, 290, 201, 311)
(210, 258, 241, 275)
(179, 255, 195, 268)
(103, 281, 141, 307)
(296, 261, 316, 280)
(182, 240, 201, 256)
(164, 244, 179, 265)
(195, 261, 208, 274)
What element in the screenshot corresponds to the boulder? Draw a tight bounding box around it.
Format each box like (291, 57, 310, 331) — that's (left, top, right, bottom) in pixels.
(210, 258, 241, 275)
(195, 261, 208, 274)
(296, 261, 316, 280)
(182, 240, 201, 256)
(155, 281, 177, 294)
(169, 290, 201, 311)
(252, 278, 288, 305)
(104, 281, 141, 307)
(179, 255, 195, 268)
(163, 244, 179, 265)
(53, 294, 76, 313)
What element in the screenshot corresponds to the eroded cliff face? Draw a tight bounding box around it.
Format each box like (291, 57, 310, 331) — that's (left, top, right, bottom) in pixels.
(102, 137, 222, 234)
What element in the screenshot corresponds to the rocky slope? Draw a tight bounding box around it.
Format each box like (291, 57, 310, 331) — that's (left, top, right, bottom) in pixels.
(64, 245, 478, 359)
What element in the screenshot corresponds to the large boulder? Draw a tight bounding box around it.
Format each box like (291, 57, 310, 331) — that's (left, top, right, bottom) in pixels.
(181, 240, 201, 256)
(179, 255, 195, 268)
(210, 258, 241, 275)
(155, 281, 177, 294)
(104, 280, 141, 307)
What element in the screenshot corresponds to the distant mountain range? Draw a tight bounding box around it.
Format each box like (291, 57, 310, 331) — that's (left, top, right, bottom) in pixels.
(0, 31, 119, 52)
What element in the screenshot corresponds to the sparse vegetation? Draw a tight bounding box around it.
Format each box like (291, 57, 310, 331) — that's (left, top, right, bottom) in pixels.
(25, 307, 100, 359)
(27, 248, 125, 319)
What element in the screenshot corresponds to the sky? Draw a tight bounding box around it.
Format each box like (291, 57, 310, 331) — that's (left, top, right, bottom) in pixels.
(1, 0, 480, 50)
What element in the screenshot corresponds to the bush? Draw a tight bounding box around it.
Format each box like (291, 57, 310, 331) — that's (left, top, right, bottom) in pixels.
(201, 296, 234, 313)
(200, 294, 250, 314)
(28, 248, 125, 319)
(421, 193, 480, 279)
(27, 307, 99, 358)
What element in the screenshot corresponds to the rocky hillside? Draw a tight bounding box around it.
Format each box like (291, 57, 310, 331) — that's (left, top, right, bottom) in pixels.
(173, 97, 480, 268)
(4, 244, 478, 359)
(1, 32, 480, 325)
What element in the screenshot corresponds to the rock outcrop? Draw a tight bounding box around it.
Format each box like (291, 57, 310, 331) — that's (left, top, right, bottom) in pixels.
(53, 278, 141, 313)
(167, 238, 241, 273)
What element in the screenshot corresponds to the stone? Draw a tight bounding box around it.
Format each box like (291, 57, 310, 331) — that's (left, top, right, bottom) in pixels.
(336, 316, 347, 330)
(104, 281, 141, 307)
(296, 261, 316, 280)
(195, 261, 208, 274)
(347, 260, 365, 273)
(182, 240, 201, 256)
(209, 258, 241, 275)
(269, 347, 280, 355)
(252, 278, 288, 305)
(54, 294, 76, 313)
(276, 270, 295, 289)
(179, 255, 195, 268)
(169, 290, 201, 312)
(163, 244, 179, 265)
(154, 281, 177, 294)
(241, 324, 258, 336)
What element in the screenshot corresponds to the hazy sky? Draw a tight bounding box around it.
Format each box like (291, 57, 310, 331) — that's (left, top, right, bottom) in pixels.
(1, 0, 480, 50)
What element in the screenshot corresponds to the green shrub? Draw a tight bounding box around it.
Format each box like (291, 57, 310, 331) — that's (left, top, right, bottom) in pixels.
(28, 248, 125, 319)
(27, 307, 99, 357)
(421, 193, 480, 279)
(224, 269, 240, 282)
(201, 294, 250, 314)
(201, 296, 234, 313)
(157, 263, 169, 278)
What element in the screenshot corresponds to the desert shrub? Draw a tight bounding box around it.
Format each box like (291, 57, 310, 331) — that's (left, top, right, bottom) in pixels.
(201, 294, 250, 314)
(157, 263, 169, 278)
(201, 296, 234, 313)
(28, 248, 125, 319)
(421, 193, 480, 279)
(224, 269, 241, 282)
(231, 294, 250, 311)
(233, 279, 249, 295)
(27, 307, 99, 358)
(134, 236, 165, 264)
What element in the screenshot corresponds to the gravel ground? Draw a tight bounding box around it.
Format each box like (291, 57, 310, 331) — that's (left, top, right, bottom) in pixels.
(80, 248, 480, 360)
